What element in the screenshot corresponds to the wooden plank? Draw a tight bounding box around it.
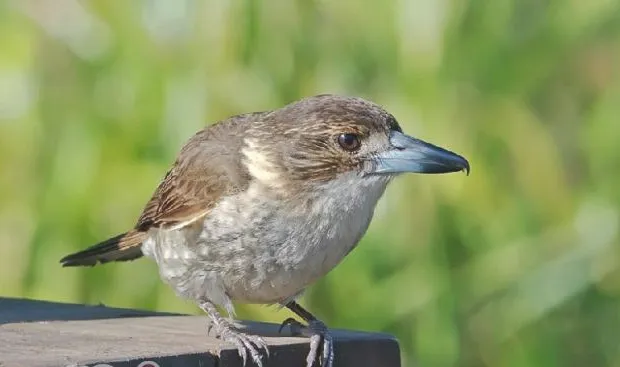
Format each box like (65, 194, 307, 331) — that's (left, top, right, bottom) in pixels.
(0, 297, 178, 324)
(0, 298, 400, 367)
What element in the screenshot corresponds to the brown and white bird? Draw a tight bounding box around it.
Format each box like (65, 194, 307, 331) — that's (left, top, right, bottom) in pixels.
(60, 94, 469, 367)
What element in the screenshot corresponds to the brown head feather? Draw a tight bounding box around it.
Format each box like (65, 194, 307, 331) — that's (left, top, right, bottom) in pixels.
(243, 94, 401, 184)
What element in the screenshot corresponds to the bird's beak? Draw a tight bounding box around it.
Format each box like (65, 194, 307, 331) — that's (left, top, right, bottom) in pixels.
(369, 131, 470, 175)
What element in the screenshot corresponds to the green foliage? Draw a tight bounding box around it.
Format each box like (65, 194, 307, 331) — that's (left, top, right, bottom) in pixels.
(1, 1, 620, 365)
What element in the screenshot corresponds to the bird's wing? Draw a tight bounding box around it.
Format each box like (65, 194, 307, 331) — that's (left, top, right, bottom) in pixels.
(136, 122, 251, 230)
(136, 167, 223, 229)
(60, 116, 257, 267)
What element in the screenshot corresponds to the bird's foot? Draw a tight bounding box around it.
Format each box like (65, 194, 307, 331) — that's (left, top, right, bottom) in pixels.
(279, 317, 334, 367)
(200, 301, 269, 367)
(214, 319, 269, 367)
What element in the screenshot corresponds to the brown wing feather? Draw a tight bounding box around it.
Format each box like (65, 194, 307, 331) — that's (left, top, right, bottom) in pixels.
(138, 166, 225, 228)
(135, 116, 253, 230)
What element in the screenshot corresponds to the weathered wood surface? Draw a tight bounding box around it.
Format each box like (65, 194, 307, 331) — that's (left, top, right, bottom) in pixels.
(0, 298, 400, 367)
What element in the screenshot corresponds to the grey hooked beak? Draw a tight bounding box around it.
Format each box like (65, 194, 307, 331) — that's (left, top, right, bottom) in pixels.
(370, 131, 470, 175)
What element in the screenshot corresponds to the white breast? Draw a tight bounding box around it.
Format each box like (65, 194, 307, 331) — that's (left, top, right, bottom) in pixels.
(142, 172, 390, 314)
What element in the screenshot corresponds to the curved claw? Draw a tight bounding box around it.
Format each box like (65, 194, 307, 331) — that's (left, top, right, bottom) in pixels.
(231, 336, 248, 366)
(249, 334, 270, 357)
(211, 319, 269, 367)
(221, 331, 267, 367)
(278, 316, 334, 367)
(200, 300, 268, 366)
(307, 334, 322, 367)
(278, 317, 303, 335)
(305, 320, 334, 367)
(239, 336, 261, 366)
(321, 331, 335, 367)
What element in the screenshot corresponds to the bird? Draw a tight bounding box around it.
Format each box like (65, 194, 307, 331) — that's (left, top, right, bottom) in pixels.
(60, 94, 469, 367)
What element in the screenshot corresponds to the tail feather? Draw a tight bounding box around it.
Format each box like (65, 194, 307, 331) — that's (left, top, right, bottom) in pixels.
(60, 230, 147, 267)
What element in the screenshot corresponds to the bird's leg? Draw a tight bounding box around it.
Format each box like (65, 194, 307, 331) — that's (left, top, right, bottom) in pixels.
(198, 300, 269, 367)
(280, 301, 334, 367)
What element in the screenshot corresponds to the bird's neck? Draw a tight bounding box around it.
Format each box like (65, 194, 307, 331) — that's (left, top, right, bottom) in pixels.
(282, 172, 391, 221)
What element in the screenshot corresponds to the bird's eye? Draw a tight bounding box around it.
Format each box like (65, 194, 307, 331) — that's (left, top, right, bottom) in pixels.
(337, 133, 361, 151)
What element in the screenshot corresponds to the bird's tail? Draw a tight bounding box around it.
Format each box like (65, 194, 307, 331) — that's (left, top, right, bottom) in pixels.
(60, 230, 147, 267)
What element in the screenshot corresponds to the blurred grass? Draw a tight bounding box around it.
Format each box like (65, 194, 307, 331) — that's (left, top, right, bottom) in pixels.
(1, 0, 620, 366)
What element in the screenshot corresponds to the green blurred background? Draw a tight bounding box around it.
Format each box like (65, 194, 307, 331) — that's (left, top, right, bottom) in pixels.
(1, 0, 620, 366)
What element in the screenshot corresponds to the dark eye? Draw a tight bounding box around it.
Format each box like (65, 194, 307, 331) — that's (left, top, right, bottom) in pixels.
(337, 133, 361, 151)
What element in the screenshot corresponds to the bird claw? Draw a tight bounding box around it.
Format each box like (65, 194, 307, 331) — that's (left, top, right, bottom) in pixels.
(200, 300, 268, 366)
(307, 319, 334, 367)
(278, 317, 304, 335)
(278, 318, 334, 367)
(211, 318, 269, 366)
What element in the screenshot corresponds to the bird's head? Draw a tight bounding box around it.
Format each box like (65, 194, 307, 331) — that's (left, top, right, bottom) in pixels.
(242, 94, 469, 194)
